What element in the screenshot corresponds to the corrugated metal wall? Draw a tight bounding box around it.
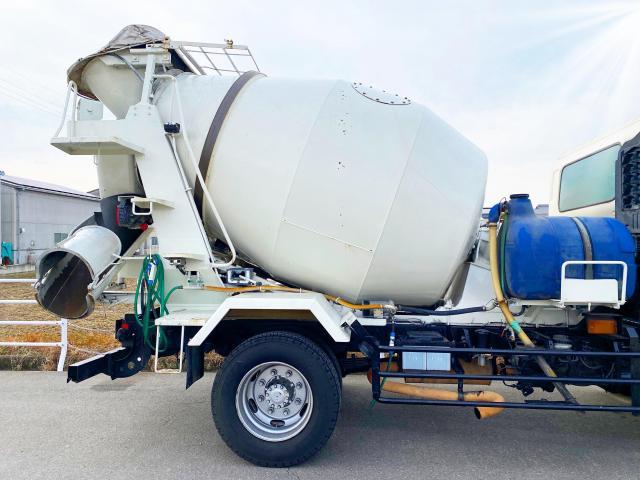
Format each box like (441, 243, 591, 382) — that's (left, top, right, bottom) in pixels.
(1, 186, 99, 264)
(1, 185, 17, 252)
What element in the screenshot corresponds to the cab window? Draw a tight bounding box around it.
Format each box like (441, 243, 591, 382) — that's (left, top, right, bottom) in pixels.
(559, 144, 619, 212)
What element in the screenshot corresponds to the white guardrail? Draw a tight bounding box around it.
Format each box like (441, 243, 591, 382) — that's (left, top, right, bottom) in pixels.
(0, 278, 68, 372)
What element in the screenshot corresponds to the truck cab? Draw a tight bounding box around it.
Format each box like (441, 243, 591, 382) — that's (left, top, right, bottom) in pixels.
(550, 118, 640, 218)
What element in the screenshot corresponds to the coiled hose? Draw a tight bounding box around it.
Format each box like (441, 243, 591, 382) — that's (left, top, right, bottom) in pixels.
(134, 254, 183, 353)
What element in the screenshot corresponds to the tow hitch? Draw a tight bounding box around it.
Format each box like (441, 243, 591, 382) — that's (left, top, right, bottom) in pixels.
(67, 314, 152, 383)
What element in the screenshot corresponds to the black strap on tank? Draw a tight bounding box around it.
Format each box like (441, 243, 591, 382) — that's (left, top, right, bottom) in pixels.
(193, 70, 263, 215)
(571, 217, 594, 279)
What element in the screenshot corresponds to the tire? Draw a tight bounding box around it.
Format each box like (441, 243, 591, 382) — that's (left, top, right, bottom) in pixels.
(212, 331, 341, 467)
(318, 341, 343, 388)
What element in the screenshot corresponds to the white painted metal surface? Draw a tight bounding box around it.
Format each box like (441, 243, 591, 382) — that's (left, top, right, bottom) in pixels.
(560, 260, 627, 308)
(153, 72, 487, 305)
(71, 34, 489, 306)
(35, 226, 122, 318)
(40, 226, 121, 279)
(188, 292, 353, 346)
(95, 155, 144, 199)
(61, 40, 489, 309)
(50, 83, 229, 310)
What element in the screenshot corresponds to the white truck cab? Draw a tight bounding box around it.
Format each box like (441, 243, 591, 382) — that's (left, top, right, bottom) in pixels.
(550, 118, 640, 217)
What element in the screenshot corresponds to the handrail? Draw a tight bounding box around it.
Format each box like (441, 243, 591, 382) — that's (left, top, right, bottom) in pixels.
(53, 81, 78, 138)
(561, 260, 627, 305)
(155, 73, 238, 268)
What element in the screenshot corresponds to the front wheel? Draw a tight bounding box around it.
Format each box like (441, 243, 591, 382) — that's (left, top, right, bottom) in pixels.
(212, 331, 341, 467)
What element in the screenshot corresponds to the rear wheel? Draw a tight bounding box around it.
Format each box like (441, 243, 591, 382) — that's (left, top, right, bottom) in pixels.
(212, 331, 341, 467)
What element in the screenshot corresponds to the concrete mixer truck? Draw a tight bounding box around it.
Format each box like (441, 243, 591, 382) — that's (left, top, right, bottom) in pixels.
(36, 25, 640, 467)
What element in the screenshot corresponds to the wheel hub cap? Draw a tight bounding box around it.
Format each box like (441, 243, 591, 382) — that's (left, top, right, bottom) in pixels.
(235, 362, 313, 442)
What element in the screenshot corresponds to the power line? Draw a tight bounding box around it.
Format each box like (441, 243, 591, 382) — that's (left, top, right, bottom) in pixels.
(0, 78, 63, 112)
(0, 88, 60, 117)
(10, 69, 66, 100)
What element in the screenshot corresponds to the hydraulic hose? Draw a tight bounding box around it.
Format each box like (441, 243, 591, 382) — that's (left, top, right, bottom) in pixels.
(488, 221, 577, 404)
(204, 284, 388, 310)
(397, 305, 488, 316)
(111, 53, 144, 82)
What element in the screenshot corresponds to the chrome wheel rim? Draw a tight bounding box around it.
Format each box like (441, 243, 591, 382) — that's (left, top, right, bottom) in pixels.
(235, 361, 313, 442)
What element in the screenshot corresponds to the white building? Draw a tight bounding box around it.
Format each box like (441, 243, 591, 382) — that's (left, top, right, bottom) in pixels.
(0, 173, 99, 265)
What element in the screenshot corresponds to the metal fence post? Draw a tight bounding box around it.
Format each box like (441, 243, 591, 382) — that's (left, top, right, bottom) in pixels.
(57, 319, 68, 372)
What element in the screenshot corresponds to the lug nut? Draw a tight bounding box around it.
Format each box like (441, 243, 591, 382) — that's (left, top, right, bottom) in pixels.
(286, 370, 293, 377)
(283, 409, 290, 416)
(270, 369, 278, 376)
(296, 382, 303, 389)
(258, 379, 266, 386)
(295, 398, 302, 405)
(258, 395, 265, 402)
(268, 407, 274, 414)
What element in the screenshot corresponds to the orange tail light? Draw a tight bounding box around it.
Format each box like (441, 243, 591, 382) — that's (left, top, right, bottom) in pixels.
(587, 318, 618, 335)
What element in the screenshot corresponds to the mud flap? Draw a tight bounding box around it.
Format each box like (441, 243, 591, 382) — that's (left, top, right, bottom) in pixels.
(185, 345, 204, 389)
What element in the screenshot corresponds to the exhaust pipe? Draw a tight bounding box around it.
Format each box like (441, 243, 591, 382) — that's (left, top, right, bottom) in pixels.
(377, 379, 505, 419)
(35, 226, 121, 319)
(367, 367, 505, 419)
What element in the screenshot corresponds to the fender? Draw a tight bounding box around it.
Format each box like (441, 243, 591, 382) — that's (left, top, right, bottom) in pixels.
(188, 291, 354, 347)
(185, 291, 355, 388)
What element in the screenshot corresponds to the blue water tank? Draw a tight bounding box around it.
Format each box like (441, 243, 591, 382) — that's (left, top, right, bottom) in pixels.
(501, 194, 636, 300)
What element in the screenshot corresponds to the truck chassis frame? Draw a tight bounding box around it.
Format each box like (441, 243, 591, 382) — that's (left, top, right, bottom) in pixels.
(368, 325, 640, 414)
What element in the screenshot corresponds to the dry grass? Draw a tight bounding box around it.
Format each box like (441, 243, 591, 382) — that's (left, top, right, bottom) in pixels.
(0, 272, 223, 371)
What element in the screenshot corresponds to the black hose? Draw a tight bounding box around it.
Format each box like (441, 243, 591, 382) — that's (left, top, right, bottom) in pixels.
(111, 53, 144, 82)
(396, 305, 487, 316)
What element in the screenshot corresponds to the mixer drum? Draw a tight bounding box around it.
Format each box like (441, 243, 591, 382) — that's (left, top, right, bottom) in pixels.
(76, 42, 488, 305)
(153, 74, 488, 305)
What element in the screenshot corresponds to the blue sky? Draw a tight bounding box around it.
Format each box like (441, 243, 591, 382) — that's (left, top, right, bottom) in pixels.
(1, 0, 640, 206)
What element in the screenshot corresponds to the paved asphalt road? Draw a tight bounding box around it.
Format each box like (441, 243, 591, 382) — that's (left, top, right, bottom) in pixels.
(1, 371, 640, 480)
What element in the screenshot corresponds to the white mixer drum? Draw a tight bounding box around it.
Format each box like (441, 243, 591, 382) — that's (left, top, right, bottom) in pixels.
(154, 74, 487, 304)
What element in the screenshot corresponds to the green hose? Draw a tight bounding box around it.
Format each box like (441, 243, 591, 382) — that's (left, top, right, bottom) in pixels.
(134, 254, 183, 353)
